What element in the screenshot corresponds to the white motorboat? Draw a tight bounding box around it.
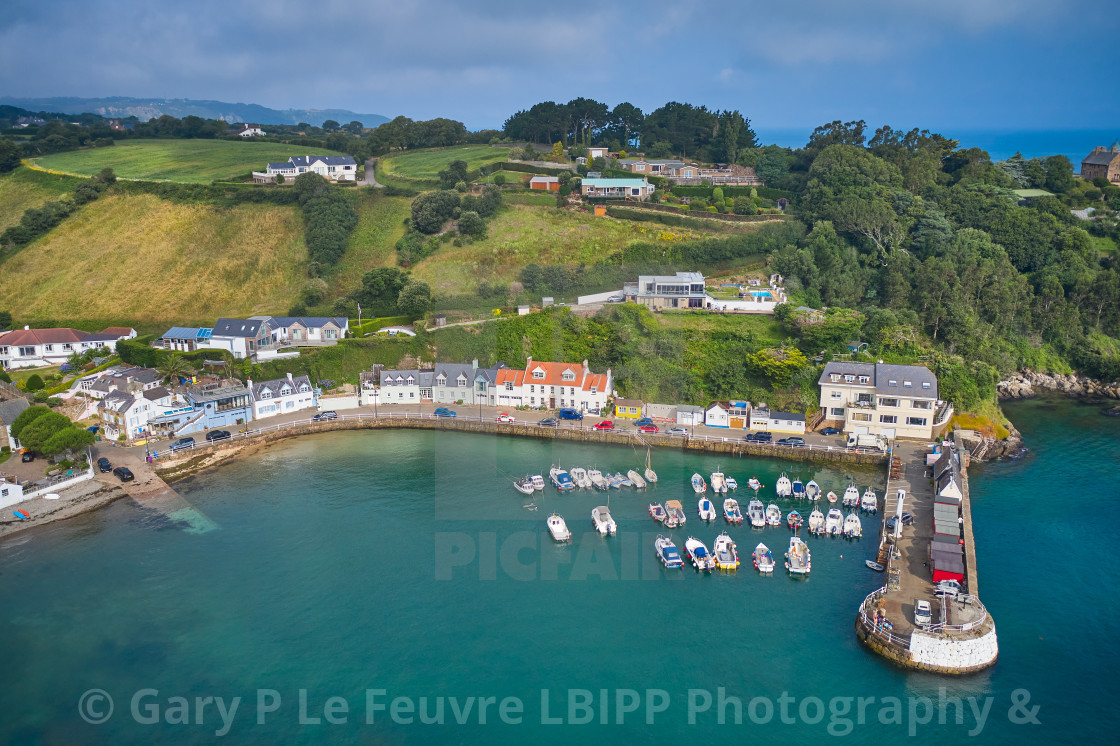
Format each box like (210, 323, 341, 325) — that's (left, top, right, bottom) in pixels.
(691, 473, 708, 494)
(588, 469, 609, 491)
(842, 484, 860, 507)
(649, 503, 675, 527)
(792, 479, 806, 499)
(644, 450, 658, 484)
(865, 560, 884, 572)
(591, 505, 617, 535)
(785, 536, 811, 575)
(826, 490, 838, 504)
(808, 507, 825, 535)
(766, 503, 782, 526)
(725, 476, 738, 490)
(752, 542, 776, 573)
(713, 532, 740, 570)
(861, 488, 878, 512)
(531, 474, 546, 491)
(825, 508, 844, 536)
(805, 480, 821, 501)
(843, 512, 862, 539)
(627, 469, 648, 489)
(747, 499, 766, 527)
(550, 467, 575, 491)
(748, 476, 762, 491)
(711, 471, 727, 494)
(655, 535, 683, 568)
(698, 497, 717, 521)
(547, 513, 571, 542)
(513, 476, 535, 495)
(665, 500, 687, 526)
(615, 472, 633, 488)
(684, 537, 716, 571)
(775, 473, 792, 497)
(723, 497, 744, 524)
(570, 467, 591, 489)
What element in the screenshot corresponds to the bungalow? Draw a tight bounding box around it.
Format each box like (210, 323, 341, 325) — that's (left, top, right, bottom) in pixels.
(581, 178, 655, 201)
(257, 316, 348, 347)
(529, 176, 560, 191)
(0, 327, 125, 369)
(614, 398, 642, 420)
(0, 479, 25, 510)
(158, 326, 214, 352)
(101, 327, 137, 340)
(587, 147, 609, 160)
(232, 124, 265, 137)
(767, 410, 806, 435)
(705, 402, 729, 428)
(493, 357, 611, 413)
(249, 373, 316, 420)
(643, 403, 677, 422)
(618, 159, 686, 175)
(280, 155, 357, 181)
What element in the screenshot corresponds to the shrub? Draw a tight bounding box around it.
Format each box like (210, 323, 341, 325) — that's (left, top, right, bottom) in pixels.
(457, 210, 486, 238)
(493, 173, 506, 186)
(411, 190, 461, 234)
(24, 374, 45, 392)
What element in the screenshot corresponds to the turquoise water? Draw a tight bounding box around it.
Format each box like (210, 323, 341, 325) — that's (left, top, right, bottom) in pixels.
(0, 401, 1114, 743)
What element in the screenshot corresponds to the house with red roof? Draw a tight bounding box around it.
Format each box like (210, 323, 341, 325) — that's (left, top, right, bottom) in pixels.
(493, 356, 611, 413)
(0, 327, 131, 369)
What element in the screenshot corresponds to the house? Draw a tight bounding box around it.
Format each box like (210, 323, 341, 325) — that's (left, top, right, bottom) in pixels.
(361, 368, 434, 406)
(99, 391, 155, 441)
(675, 404, 705, 426)
(1080, 142, 1120, 184)
(580, 178, 655, 201)
(203, 318, 276, 360)
(15, 116, 46, 128)
(0, 478, 25, 509)
(157, 327, 214, 352)
(0, 398, 30, 451)
(249, 373, 316, 420)
(493, 357, 611, 413)
(643, 403, 677, 422)
(818, 362, 946, 440)
(270, 155, 358, 181)
(618, 159, 686, 175)
(934, 448, 964, 501)
(432, 360, 507, 405)
(766, 410, 806, 435)
(233, 124, 265, 137)
(622, 271, 707, 310)
(183, 382, 253, 432)
(517, 306, 531, 316)
(749, 406, 771, 431)
(0, 327, 124, 369)
(85, 366, 163, 400)
(255, 316, 348, 347)
(101, 327, 137, 340)
(529, 176, 560, 191)
(614, 398, 642, 419)
(705, 402, 729, 428)
(587, 147, 609, 160)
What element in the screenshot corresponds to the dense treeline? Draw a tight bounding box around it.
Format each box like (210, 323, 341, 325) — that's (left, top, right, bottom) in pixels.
(0, 168, 116, 250)
(292, 173, 358, 274)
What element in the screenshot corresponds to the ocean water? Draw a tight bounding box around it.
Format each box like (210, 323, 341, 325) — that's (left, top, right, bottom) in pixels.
(0, 403, 1114, 744)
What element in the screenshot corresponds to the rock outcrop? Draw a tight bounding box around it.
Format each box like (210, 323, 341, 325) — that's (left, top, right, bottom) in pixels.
(996, 370, 1120, 403)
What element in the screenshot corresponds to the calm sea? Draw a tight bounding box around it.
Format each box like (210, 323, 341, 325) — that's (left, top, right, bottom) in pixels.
(0, 400, 1115, 744)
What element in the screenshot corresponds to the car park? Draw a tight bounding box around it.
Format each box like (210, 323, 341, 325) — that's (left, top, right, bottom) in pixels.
(667, 426, 688, 436)
(638, 424, 659, 434)
(538, 418, 559, 427)
(170, 437, 195, 452)
(312, 410, 338, 422)
(496, 413, 516, 423)
(593, 420, 614, 431)
(777, 436, 805, 446)
(113, 466, 135, 482)
(205, 430, 231, 442)
(433, 407, 456, 418)
(97, 457, 112, 473)
(820, 427, 841, 436)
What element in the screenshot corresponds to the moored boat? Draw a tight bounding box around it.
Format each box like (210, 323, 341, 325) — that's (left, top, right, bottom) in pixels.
(606, 473, 624, 489)
(775, 473, 792, 497)
(842, 484, 860, 507)
(531, 474, 546, 491)
(513, 476, 535, 495)
(792, 478, 806, 499)
(644, 450, 658, 484)
(649, 503, 673, 526)
(588, 469, 609, 491)
(591, 505, 617, 535)
(805, 480, 821, 501)
(684, 537, 715, 571)
(550, 466, 575, 491)
(713, 532, 740, 570)
(615, 472, 633, 488)
(698, 497, 717, 521)
(725, 476, 738, 491)
(747, 499, 766, 527)
(826, 490, 838, 504)
(711, 471, 727, 494)
(825, 508, 844, 536)
(666, 500, 687, 526)
(570, 467, 591, 489)
(691, 473, 708, 494)
(655, 535, 683, 568)
(627, 469, 647, 489)
(787, 509, 803, 530)
(843, 512, 862, 539)
(785, 536, 811, 575)
(748, 476, 762, 491)
(752, 542, 776, 573)
(723, 498, 744, 524)
(865, 560, 884, 572)
(861, 488, 878, 512)
(808, 507, 825, 535)
(766, 503, 782, 526)
(547, 513, 571, 542)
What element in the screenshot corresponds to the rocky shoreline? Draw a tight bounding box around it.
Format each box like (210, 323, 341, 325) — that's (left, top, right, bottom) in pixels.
(997, 369, 1120, 413)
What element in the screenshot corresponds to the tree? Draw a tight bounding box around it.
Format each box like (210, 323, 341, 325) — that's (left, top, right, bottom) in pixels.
(42, 427, 95, 457)
(457, 210, 486, 238)
(0, 310, 12, 330)
(438, 159, 469, 189)
(322, 119, 340, 133)
(157, 355, 191, 384)
(493, 173, 506, 186)
(10, 405, 52, 440)
(411, 190, 460, 233)
(397, 280, 432, 319)
(357, 267, 411, 309)
(15, 411, 71, 451)
(0, 138, 20, 173)
(24, 374, 45, 392)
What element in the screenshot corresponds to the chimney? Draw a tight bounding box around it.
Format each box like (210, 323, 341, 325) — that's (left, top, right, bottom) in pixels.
(472, 358, 478, 370)
(583, 359, 589, 373)
(24, 325, 30, 330)
(287, 372, 294, 384)
(525, 356, 532, 369)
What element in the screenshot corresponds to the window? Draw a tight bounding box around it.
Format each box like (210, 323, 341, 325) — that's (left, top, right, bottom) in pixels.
(830, 391, 842, 400)
(922, 382, 931, 389)
(851, 413, 871, 422)
(530, 385, 535, 393)
(888, 379, 897, 386)
(906, 417, 927, 426)
(830, 374, 840, 383)
(533, 369, 544, 379)
(844, 375, 855, 383)
(912, 400, 931, 409)
(531, 397, 536, 405)
(280, 386, 291, 396)
(457, 376, 466, 386)
(550, 386, 555, 394)
(830, 407, 845, 417)
(570, 387, 575, 395)
(879, 398, 899, 407)
(504, 382, 513, 391)
(591, 387, 597, 394)
(858, 376, 870, 384)
(436, 376, 446, 386)
(879, 415, 897, 424)
(562, 371, 575, 381)
(260, 390, 272, 399)
(903, 380, 912, 387)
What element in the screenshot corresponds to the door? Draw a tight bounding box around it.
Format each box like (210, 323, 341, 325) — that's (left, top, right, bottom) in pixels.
(550, 398, 555, 408)
(729, 417, 745, 429)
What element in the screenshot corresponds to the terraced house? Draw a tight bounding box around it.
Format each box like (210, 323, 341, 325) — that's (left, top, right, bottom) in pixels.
(817, 362, 952, 440)
(248, 373, 316, 420)
(493, 357, 611, 413)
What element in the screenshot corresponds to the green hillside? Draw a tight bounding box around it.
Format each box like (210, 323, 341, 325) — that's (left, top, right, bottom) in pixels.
(28, 140, 348, 183)
(0, 167, 82, 231)
(380, 145, 509, 181)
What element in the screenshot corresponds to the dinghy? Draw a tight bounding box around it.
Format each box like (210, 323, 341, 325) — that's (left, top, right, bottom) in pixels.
(691, 473, 707, 494)
(725, 477, 738, 491)
(748, 476, 762, 491)
(826, 490, 838, 504)
(649, 503, 670, 525)
(865, 560, 884, 572)
(787, 509, 803, 530)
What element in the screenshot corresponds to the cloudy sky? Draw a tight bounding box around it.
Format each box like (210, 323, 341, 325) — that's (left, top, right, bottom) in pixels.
(1, 0, 1117, 132)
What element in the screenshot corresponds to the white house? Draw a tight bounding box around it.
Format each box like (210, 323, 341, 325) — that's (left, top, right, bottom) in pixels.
(83, 367, 162, 400)
(818, 362, 946, 440)
(360, 368, 434, 406)
(0, 399, 30, 452)
(492, 357, 611, 413)
(99, 390, 156, 441)
(263, 155, 358, 182)
(675, 404, 705, 426)
(580, 178, 655, 201)
(257, 316, 349, 346)
(587, 147, 609, 160)
(202, 318, 276, 360)
(0, 327, 128, 369)
(432, 360, 506, 405)
(249, 373, 317, 419)
(705, 402, 730, 428)
(234, 124, 265, 137)
(0, 479, 26, 511)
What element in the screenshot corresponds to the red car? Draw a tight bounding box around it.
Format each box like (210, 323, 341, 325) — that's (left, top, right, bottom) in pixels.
(638, 424, 659, 434)
(593, 420, 614, 431)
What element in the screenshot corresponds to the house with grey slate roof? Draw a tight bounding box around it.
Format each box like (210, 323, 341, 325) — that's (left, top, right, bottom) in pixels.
(433, 359, 508, 405)
(817, 362, 950, 440)
(258, 154, 358, 182)
(248, 373, 316, 420)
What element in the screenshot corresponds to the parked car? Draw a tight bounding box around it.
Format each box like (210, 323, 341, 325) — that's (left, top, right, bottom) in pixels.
(97, 457, 112, 473)
(638, 424, 659, 434)
(606, 295, 624, 303)
(634, 417, 654, 427)
(820, 427, 841, 436)
(751, 432, 773, 443)
(935, 579, 962, 599)
(913, 600, 933, 626)
(885, 512, 915, 530)
(433, 407, 456, 418)
(21, 451, 34, 462)
(113, 466, 135, 482)
(205, 430, 231, 442)
(538, 417, 560, 427)
(170, 437, 195, 452)
(777, 436, 805, 446)
(593, 420, 614, 431)
(558, 408, 583, 420)
(312, 410, 338, 422)
(496, 413, 516, 423)
(667, 426, 689, 436)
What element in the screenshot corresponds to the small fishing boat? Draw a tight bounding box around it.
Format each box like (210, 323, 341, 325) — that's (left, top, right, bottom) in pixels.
(723, 497, 744, 524)
(547, 513, 571, 542)
(698, 496, 717, 521)
(808, 507, 825, 535)
(691, 473, 708, 494)
(747, 499, 766, 527)
(752, 542, 776, 573)
(842, 484, 860, 507)
(710, 471, 727, 494)
(606, 473, 624, 489)
(826, 490, 838, 504)
(649, 503, 672, 526)
(684, 537, 715, 572)
(589, 470, 609, 491)
(592, 505, 617, 535)
(570, 467, 591, 489)
(787, 509, 803, 530)
(766, 503, 782, 526)
(531, 474, 546, 491)
(627, 469, 647, 489)
(713, 532, 740, 570)
(725, 476, 738, 491)
(513, 476, 535, 495)
(825, 508, 844, 536)
(615, 472, 633, 488)
(861, 488, 878, 512)
(666, 500, 687, 526)
(843, 512, 862, 539)
(785, 536, 811, 575)
(644, 450, 658, 484)
(655, 535, 683, 568)
(792, 478, 806, 500)
(775, 473, 792, 497)
(805, 480, 821, 501)
(748, 476, 762, 491)
(865, 560, 885, 572)
(550, 467, 575, 491)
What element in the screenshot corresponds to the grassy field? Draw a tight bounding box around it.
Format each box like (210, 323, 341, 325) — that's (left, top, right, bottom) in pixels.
(326, 190, 413, 299)
(0, 167, 83, 231)
(1089, 234, 1117, 256)
(380, 145, 508, 181)
(28, 140, 347, 183)
(0, 194, 308, 324)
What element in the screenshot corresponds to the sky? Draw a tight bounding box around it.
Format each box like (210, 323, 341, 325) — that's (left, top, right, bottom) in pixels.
(1, 0, 1118, 135)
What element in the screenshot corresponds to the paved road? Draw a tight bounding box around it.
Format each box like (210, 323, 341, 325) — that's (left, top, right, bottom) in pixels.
(360, 158, 384, 187)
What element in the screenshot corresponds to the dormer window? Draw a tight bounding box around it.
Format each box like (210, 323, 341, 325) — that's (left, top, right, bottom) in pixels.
(299, 384, 310, 393)
(830, 374, 840, 382)
(436, 375, 446, 386)
(903, 380, 912, 387)
(406, 376, 415, 385)
(533, 368, 545, 380)
(260, 390, 272, 399)
(858, 376, 870, 384)
(457, 376, 467, 386)
(280, 386, 292, 396)
(888, 379, 897, 386)
(591, 386, 597, 394)
(844, 375, 855, 383)
(562, 370, 575, 382)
